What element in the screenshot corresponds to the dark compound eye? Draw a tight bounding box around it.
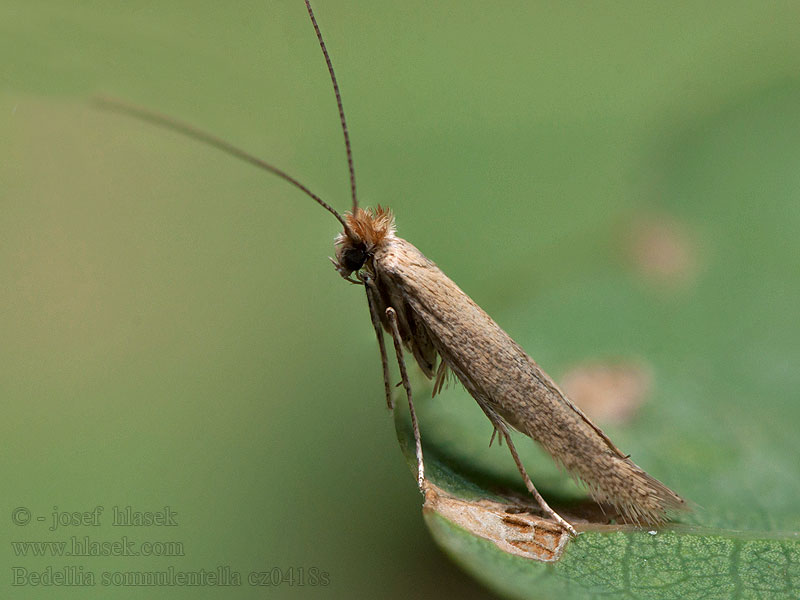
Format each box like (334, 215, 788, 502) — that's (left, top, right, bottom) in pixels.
(341, 244, 368, 272)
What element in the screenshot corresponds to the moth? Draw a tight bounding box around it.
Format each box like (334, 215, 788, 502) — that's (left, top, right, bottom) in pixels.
(99, 0, 685, 535)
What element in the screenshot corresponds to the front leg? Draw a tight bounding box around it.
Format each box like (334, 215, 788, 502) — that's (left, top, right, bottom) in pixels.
(361, 272, 393, 410)
(385, 306, 425, 491)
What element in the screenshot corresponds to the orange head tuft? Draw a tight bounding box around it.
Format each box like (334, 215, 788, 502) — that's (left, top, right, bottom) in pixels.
(332, 206, 396, 279)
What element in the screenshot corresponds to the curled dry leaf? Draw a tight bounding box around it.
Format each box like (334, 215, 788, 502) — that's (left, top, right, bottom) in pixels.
(422, 483, 571, 562)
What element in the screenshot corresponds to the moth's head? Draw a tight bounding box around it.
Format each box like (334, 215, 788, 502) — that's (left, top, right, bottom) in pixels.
(333, 206, 395, 279)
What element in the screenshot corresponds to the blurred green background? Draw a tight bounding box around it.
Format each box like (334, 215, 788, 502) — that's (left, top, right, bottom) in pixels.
(2, 1, 799, 598)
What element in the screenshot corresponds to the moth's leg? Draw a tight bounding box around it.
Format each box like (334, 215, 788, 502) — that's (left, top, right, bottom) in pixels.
(361, 273, 393, 410)
(477, 401, 577, 536)
(385, 306, 425, 490)
(488, 427, 503, 448)
(432, 360, 448, 397)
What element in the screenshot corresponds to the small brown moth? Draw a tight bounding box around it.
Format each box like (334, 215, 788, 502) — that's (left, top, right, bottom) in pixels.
(99, 0, 685, 536)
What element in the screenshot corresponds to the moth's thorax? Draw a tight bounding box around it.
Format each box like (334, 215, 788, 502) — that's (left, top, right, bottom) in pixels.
(333, 206, 396, 278)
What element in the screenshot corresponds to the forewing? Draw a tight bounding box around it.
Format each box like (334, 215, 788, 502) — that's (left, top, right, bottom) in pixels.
(372, 236, 684, 523)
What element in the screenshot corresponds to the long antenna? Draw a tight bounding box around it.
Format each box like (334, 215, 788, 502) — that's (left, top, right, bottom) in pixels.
(94, 96, 355, 239)
(305, 0, 358, 213)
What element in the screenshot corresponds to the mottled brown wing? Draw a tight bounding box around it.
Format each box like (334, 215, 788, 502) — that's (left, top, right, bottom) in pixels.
(372, 236, 684, 523)
(368, 255, 438, 378)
